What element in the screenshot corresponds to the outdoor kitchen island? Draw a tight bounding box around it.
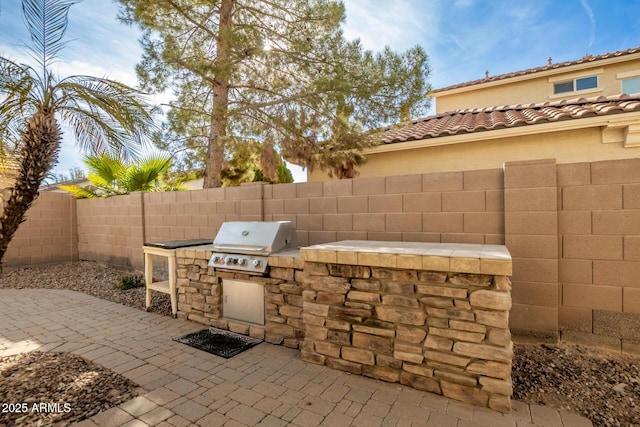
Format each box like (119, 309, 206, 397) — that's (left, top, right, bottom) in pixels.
(174, 240, 513, 413)
(174, 244, 306, 347)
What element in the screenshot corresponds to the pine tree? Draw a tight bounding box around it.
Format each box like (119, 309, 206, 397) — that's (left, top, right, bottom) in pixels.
(117, 0, 431, 186)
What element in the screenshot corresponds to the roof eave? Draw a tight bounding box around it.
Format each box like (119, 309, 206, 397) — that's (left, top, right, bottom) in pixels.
(364, 110, 640, 155)
(435, 52, 640, 97)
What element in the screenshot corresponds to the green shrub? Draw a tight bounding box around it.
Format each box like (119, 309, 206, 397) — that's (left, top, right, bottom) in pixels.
(115, 274, 145, 290)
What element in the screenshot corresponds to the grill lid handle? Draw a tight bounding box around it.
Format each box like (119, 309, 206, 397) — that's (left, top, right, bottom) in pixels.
(213, 244, 267, 252)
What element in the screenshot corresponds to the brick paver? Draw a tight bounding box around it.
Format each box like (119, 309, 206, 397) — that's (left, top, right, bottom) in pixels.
(0, 289, 593, 426)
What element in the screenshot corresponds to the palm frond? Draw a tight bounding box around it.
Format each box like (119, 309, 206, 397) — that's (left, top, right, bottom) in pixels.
(58, 106, 134, 158)
(0, 57, 30, 88)
(74, 152, 174, 195)
(58, 184, 98, 198)
(22, 0, 78, 70)
(55, 76, 156, 157)
(124, 153, 171, 192)
(0, 57, 40, 152)
(84, 153, 126, 185)
(0, 57, 38, 113)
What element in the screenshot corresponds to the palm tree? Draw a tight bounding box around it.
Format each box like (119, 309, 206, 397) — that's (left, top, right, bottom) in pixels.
(0, 0, 155, 265)
(60, 152, 182, 198)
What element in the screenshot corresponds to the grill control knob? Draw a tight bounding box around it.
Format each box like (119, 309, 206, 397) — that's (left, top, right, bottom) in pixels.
(252, 259, 262, 268)
(237, 258, 247, 266)
(225, 256, 234, 265)
(212, 256, 221, 263)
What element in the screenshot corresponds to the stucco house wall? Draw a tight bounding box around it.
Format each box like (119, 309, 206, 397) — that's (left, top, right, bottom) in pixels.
(307, 116, 640, 181)
(307, 47, 640, 183)
(435, 49, 640, 113)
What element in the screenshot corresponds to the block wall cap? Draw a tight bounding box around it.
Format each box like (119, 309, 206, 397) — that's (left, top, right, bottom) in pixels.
(504, 158, 557, 167)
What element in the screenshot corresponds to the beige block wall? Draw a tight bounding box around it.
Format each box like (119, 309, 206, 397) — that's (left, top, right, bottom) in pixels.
(76, 192, 145, 268)
(558, 158, 640, 351)
(3, 192, 77, 267)
(6, 157, 640, 350)
(143, 182, 265, 244)
(264, 169, 504, 248)
(504, 159, 559, 340)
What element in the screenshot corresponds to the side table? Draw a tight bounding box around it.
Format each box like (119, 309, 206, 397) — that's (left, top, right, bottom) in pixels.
(142, 238, 212, 318)
(143, 245, 178, 317)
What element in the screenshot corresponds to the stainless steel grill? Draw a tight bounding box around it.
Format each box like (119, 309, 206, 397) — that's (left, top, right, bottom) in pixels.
(208, 221, 296, 275)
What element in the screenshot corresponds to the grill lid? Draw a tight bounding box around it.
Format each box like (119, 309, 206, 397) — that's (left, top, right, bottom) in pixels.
(213, 221, 296, 255)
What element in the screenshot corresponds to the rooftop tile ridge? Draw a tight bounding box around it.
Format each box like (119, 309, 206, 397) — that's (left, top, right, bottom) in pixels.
(383, 94, 640, 132)
(434, 46, 640, 93)
(481, 93, 640, 112)
(381, 109, 462, 131)
(380, 94, 640, 144)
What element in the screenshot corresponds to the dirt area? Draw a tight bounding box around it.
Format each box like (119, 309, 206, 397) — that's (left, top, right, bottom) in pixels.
(0, 352, 140, 426)
(513, 343, 639, 426)
(1, 261, 639, 426)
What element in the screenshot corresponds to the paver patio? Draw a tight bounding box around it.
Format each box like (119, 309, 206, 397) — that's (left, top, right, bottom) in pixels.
(0, 289, 592, 426)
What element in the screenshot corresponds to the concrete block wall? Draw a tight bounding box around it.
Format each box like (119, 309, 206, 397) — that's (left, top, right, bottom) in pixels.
(76, 192, 145, 268)
(143, 182, 265, 243)
(263, 169, 504, 248)
(558, 158, 640, 352)
(6, 157, 640, 350)
(4, 192, 77, 267)
(504, 159, 559, 340)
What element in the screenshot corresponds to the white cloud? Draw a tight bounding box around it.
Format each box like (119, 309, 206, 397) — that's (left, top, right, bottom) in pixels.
(449, 35, 467, 52)
(580, 0, 596, 48)
(342, 0, 440, 53)
(55, 59, 138, 86)
(454, 0, 474, 8)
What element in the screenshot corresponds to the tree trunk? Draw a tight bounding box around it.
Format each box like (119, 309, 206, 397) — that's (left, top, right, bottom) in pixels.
(203, 0, 233, 188)
(0, 108, 60, 267)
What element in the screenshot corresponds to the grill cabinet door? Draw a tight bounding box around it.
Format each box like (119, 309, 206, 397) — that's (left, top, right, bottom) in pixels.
(222, 279, 265, 325)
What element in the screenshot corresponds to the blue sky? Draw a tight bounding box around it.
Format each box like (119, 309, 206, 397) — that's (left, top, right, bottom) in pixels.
(1, 0, 640, 181)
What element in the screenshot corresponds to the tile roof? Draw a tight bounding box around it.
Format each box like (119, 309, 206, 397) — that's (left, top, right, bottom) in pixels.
(380, 94, 640, 144)
(434, 46, 640, 93)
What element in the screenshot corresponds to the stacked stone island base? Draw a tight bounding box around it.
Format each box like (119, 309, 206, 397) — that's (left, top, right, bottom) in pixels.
(175, 241, 513, 413)
(299, 241, 513, 413)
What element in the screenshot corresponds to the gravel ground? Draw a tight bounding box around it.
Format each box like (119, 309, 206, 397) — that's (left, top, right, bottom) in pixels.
(0, 352, 141, 426)
(513, 343, 640, 427)
(1, 260, 639, 426)
(0, 261, 173, 316)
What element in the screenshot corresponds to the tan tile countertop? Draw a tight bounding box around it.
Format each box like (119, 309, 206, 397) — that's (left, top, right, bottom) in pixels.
(175, 241, 511, 275)
(300, 240, 512, 276)
(268, 249, 304, 269)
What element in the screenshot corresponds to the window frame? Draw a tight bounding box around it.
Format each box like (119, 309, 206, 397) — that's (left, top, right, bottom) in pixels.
(553, 75, 599, 95)
(548, 69, 603, 99)
(618, 70, 640, 95)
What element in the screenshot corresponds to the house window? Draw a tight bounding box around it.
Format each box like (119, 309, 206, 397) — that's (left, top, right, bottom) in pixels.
(553, 76, 598, 94)
(553, 81, 574, 94)
(622, 77, 640, 94)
